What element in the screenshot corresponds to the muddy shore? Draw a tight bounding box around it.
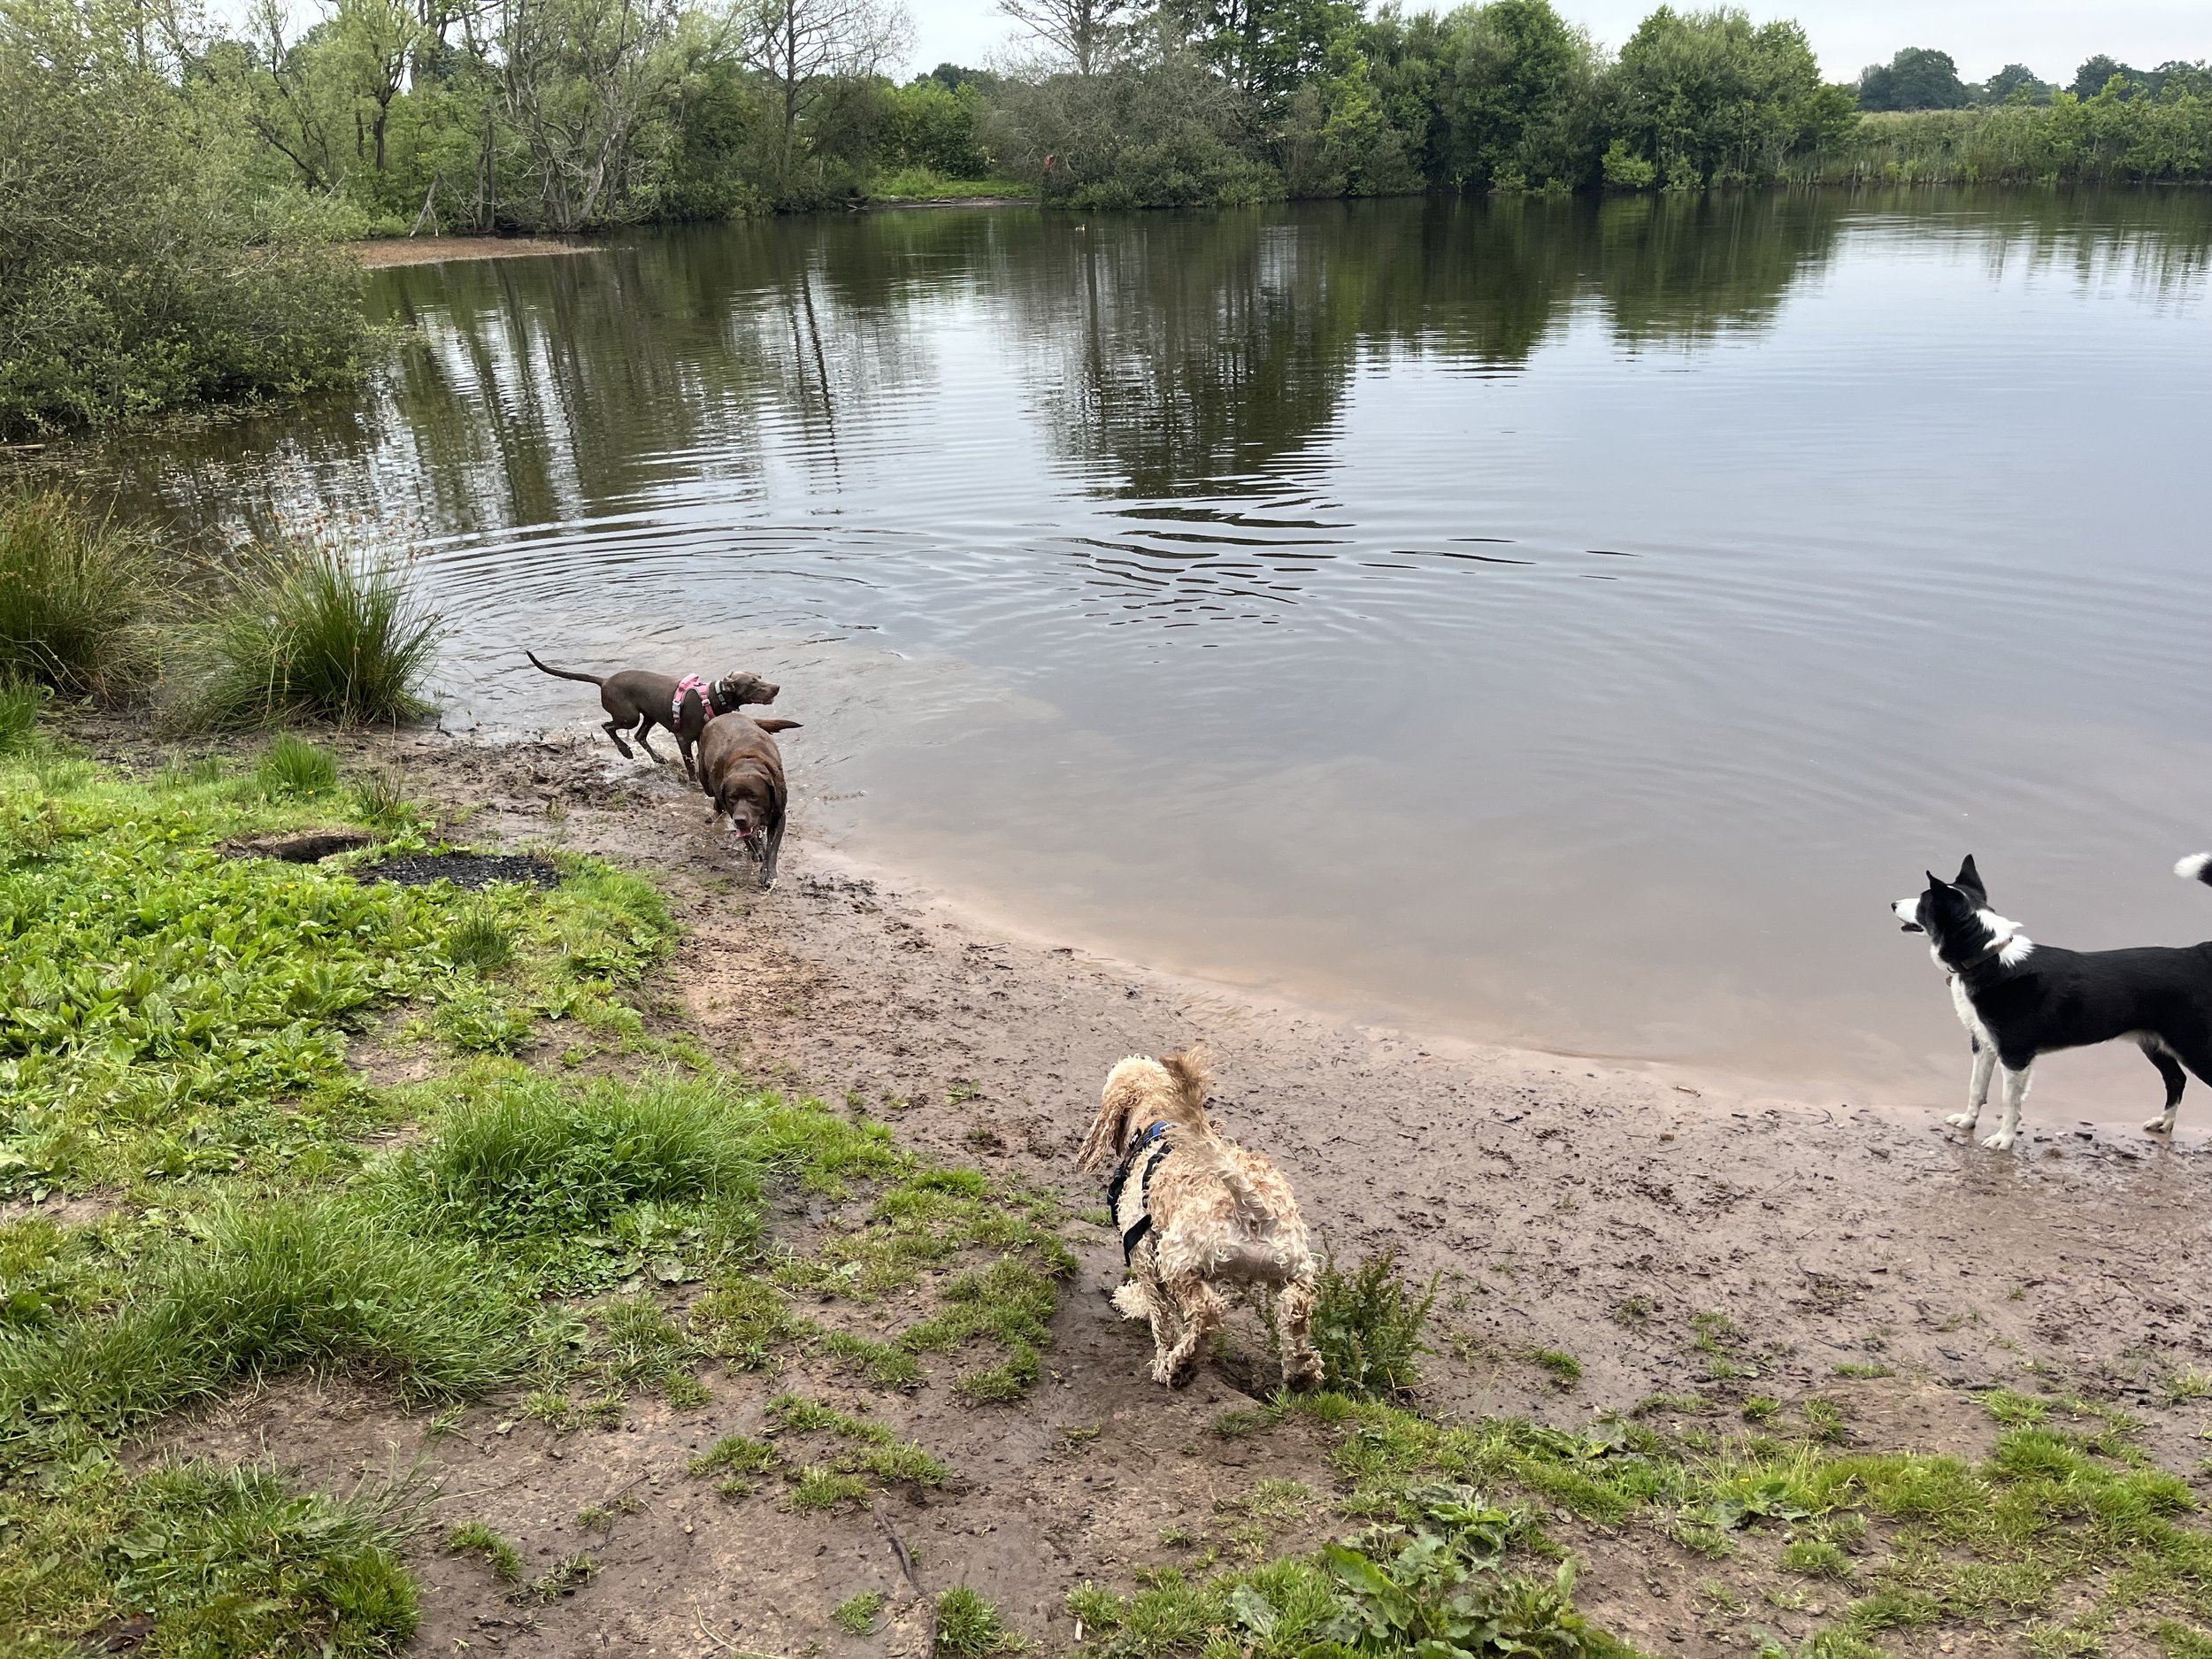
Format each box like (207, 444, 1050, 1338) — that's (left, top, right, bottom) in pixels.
(349, 235, 603, 268)
(73, 719, 2212, 1656)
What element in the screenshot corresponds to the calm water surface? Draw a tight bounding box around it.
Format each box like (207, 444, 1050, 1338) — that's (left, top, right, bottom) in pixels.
(106, 193, 2212, 1111)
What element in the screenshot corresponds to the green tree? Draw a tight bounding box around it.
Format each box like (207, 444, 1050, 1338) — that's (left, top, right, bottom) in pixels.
(1977, 63, 2048, 106)
(1609, 6, 1855, 188)
(2070, 53, 2139, 100)
(1855, 46, 1966, 111)
(1428, 0, 1600, 189)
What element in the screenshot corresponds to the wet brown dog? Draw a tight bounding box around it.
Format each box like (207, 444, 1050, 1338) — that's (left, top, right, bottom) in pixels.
(526, 652, 779, 780)
(1077, 1048, 1323, 1390)
(696, 710, 800, 888)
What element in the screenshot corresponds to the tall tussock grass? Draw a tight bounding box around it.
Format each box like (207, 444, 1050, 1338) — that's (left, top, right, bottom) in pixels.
(0, 673, 48, 753)
(177, 534, 441, 729)
(0, 1197, 523, 1448)
(0, 488, 165, 697)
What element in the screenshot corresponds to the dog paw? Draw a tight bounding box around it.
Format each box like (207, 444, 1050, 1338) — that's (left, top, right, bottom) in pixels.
(1944, 1112, 1976, 1130)
(2144, 1118, 2175, 1134)
(1980, 1131, 2016, 1151)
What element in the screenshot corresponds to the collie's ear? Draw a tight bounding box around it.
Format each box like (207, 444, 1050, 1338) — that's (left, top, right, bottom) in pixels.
(1953, 854, 1985, 898)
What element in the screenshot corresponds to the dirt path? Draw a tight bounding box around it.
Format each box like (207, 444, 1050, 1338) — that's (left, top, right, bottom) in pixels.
(118, 726, 2212, 1656)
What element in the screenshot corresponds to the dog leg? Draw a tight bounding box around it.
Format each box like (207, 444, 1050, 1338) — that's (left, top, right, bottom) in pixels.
(1152, 1272, 1228, 1387)
(2140, 1037, 2187, 1134)
(603, 719, 635, 760)
(1274, 1273, 1324, 1393)
(634, 716, 664, 764)
(677, 733, 696, 781)
(761, 818, 785, 890)
(1947, 1040, 1993, 1133)
(1984, 1064, 2032, 1151)
(1123, 1256, 1183, 1379)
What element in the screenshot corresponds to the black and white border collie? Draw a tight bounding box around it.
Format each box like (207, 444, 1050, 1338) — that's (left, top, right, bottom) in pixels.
(1893, 853, 2212, 1150)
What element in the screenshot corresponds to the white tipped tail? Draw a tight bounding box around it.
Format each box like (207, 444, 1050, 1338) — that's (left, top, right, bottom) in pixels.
(2177, 853, 2212, 885)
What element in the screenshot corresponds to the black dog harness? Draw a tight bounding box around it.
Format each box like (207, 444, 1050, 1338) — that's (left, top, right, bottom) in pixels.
(1105, 1121, 1173, 1263)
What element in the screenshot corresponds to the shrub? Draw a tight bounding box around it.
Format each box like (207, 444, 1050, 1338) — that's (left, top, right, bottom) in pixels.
(180, 535, 440, 728)
(0, 490, 165, 696)
(0, 12, 367, 438)
(1310, 1248, 1438, 1399)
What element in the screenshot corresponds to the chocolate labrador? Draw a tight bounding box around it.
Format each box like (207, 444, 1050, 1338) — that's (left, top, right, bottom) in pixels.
(526, 652, 778, 780)
(696, 710, 799, 887)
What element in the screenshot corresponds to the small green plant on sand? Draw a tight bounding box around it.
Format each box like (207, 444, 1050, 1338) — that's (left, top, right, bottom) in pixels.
(447, 1519, 524, 1582)
(936, 1586, 1024, 1655)
(257, 732, 340, 798)
(1310, 1248, 1438, 1399)
(833, 1588, 885, 1633)
(1532, 1348, 1583, 1388)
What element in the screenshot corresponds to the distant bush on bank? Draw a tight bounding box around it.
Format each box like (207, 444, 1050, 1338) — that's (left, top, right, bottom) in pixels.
(1793, 92, 2212, 184)
(0, 5, 368, 438)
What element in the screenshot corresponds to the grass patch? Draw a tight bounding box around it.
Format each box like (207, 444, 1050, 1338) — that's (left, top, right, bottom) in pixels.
(177, 534, 441, 728)
(373, 1071, 869, 1294)
(1532, 1348, 1583, 1388)
(869, 169, 1033, 200)
(0, 754, 672, 1195)
(834, 1587, 885, 1633)
(0, 1194, 526, 1454)
(1310, 1248, 1437, 1400)
(1, 1458, 418, 1655)
(762, 1392, 948, 1494)
(937, 1585, 1025, 1654)
(786, 1464, 871, 1512)
(0, 489, 165, 697)
(257, 732, 342, 798)
(447, 1518, 524, 1581)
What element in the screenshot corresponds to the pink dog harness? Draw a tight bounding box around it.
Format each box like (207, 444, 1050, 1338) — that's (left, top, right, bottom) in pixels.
(673, 674, 717, 727)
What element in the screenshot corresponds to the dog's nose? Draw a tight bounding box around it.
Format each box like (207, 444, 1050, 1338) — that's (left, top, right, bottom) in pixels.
(763, 683, 780, 701)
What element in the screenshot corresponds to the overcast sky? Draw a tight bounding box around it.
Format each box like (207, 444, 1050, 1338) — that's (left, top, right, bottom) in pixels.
(918, 0, 2206, 84)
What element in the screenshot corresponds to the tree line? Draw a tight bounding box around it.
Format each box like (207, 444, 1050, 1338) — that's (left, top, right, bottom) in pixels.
(1856, 47, 2211, 113)
(5, 0, 2210, 437)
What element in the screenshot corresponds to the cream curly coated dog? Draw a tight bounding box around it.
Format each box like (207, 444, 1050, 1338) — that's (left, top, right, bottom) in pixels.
(1077, 1048, 1323, 1390)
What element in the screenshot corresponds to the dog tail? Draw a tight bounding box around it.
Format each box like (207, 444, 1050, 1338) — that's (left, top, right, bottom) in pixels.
(1159, 1046, 1211, 1114)
(2178, 853, 2212, 887)
(526, 650, 603, 687)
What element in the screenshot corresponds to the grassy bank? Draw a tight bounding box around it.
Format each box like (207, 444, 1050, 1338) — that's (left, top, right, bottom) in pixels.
(0, 725, 1079, 1648)
(10, 712, 2212, 1655)
(1793, 96, 2212, 185)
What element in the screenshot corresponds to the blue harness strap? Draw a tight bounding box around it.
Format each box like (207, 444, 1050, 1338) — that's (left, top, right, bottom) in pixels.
(1106, 1122, 1172, 1263)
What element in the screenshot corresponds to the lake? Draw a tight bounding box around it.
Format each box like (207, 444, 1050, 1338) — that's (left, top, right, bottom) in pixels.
(104, 190, 2212, 1113)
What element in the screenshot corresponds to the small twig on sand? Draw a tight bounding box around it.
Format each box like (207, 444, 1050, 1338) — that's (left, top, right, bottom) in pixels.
(873, 1503, 937, 1655)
